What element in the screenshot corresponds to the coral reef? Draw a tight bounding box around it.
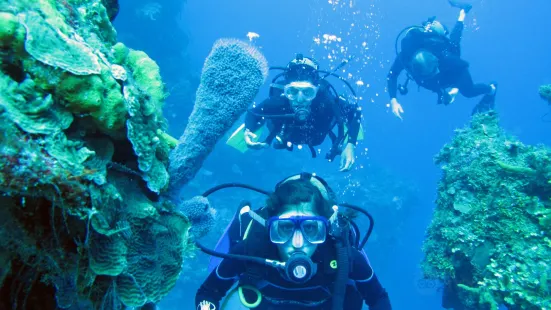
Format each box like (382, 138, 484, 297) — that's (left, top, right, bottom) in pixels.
(168, 39, 268, 194)
(539, 84, 551, 104)
(0, 0, 199, 308)
(0, 0, 269, 307)
(422, 111, 551, 309)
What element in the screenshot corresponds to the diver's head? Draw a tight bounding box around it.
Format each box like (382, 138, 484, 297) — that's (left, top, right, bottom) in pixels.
(283, 81, 319, 121)
(285, 54, 320, 82)
(411, 49, 440, 79)
(425, 20, 448, 36)
(266, 179, 331, 261)
(283, 54, 321, 121)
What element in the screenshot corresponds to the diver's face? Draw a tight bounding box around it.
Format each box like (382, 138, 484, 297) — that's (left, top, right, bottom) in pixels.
(276, 203, 319, 261)
(283, 81, 318, 121)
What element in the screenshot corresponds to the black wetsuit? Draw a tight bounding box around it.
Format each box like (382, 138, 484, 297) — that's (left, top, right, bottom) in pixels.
(388, 21, 492, 104)
(245, 80, 361, 151)
(195, 239, 392, 310)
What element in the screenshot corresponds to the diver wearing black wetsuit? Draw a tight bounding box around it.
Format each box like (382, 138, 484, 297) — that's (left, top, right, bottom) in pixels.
(387, 1, 496, 115)
(240, 55, 361, 171)
(195, 240, 390, 310)
(245, 79, 361, 151)
(194, 173, 391, 310)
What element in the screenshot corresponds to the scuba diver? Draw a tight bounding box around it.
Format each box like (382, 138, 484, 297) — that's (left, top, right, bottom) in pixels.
(194, 173, 392, 310)
(387, 0, 497, 119)
(226, 54, 363, 172)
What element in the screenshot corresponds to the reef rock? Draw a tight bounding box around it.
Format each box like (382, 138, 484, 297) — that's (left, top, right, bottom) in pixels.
(422, 112, 551, 310)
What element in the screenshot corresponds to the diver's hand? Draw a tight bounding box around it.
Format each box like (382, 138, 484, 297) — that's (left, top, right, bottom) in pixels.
(390, 98, 404, 120)
(197, 300, 217, 310)
(244, 128, 268, 149)
(339, 143, 355, 172)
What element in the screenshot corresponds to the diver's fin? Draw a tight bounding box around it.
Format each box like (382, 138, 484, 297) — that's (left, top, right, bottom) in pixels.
(226, 124, 264, 153)
(471, 84, 497, 115)
(448, 0, 472, 13)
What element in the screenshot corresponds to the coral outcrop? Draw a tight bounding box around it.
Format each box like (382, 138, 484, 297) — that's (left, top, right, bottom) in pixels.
(0, 0, 192, 308)
(422, 112, 551, 309)
(0, 0, 268, 308)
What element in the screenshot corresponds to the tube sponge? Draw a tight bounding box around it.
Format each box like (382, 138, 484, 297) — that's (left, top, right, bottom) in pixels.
(168, 39, 268, 192)
(177, 196, 215, 239)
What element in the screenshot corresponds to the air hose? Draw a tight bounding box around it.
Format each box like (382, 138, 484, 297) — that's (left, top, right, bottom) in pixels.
(331, 224, 350, 310)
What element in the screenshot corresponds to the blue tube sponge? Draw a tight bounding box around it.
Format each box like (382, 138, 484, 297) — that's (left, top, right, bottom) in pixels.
(168, 39, 268, 191)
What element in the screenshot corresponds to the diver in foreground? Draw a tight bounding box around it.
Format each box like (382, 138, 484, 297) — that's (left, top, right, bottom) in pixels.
(387, 0, 497, 119)
(194, 173, 392, 310)
(227, 54, 363, 172)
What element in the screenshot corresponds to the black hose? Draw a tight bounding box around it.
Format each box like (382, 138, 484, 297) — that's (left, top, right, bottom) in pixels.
(317, 70, 357, 98)
(195, 241, 270, 266)
(340, 203, 374, 249)
(350, 220, 361, 248)
(201, 183, 271, 198)
(331, 234, 350, 310)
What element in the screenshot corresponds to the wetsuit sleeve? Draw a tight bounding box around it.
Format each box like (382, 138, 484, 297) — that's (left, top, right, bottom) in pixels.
(387, 56, 405, 99)
(244, 97, 287, 132)
(195, 243, 246, 309)
(449, 21, 464, 53)
(349, 250, 392, 310)
(338, 97, 362, 145)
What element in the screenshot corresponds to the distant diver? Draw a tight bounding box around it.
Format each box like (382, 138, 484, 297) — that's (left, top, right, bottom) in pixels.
(226, 54, 364, 172)
(387, 0, 497, 119)
(194, 173, 392, 309)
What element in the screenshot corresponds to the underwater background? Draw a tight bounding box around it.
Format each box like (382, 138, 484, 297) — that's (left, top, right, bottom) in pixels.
(0, 0, 549, 309)
(113, 0, 551, 309)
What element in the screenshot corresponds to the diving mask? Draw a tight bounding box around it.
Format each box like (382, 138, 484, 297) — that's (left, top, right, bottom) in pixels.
(268, 215, 328, 245)
(283, 82, 318, 101)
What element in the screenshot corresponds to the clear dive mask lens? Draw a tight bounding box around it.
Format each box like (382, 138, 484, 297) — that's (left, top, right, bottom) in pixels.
(283, 82, 318, 101)
(268, 216, 327, 244)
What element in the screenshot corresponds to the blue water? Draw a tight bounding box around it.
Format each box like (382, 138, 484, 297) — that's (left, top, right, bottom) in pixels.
(114, 0, 551, 309)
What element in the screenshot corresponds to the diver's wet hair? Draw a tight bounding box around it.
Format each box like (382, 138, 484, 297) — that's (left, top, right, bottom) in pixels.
(266, 179, 333, 218)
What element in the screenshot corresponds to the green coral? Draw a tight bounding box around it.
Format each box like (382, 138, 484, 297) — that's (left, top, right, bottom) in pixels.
(55, 68, 127, 135)
(0, 12, 25, 49)
(423, 112, 551, 310)
(126, 49, 166, 116)
(540, 84, 551, 104)
(20, 11, 102, 75)
(111, 41, 129, 64)
(0, 75, 73, 134)
(125, 85, 171, 193)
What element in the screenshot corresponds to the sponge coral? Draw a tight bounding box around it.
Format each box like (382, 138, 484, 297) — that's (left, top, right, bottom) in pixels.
(168, 38, 268, 192)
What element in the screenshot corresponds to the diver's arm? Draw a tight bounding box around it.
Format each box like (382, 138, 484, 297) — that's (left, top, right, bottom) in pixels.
(387, 57, 404, 99)
(449, 20, 465, 47)
(195, 245, 246, 309)
(350, 250, 392, 310)
(341, 98, 362, 145)
(244, 97, 287, 132)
